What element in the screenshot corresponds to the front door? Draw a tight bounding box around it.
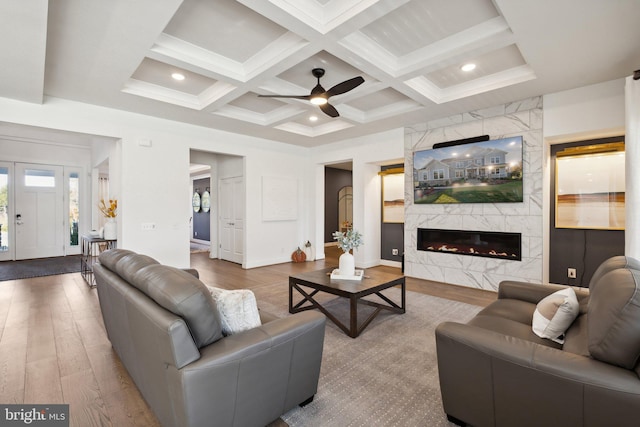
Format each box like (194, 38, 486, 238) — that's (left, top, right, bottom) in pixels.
(219, 176, 244, 264)
(15, 163, 64, 259)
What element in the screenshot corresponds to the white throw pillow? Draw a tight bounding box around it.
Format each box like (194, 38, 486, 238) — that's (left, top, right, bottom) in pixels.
(206, 286, 262, 335)
(532, 287, 579, 344)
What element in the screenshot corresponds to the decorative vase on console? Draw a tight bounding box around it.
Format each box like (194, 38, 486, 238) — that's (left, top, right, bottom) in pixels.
(99, 198, 118, 240)
(332, 229, 363, 277)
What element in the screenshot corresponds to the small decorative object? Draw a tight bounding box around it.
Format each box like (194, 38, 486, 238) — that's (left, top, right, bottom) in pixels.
(99, 199, 118, 240)
(331, 229, 363, 280)
(291, 247, 307, 263)
(201, 189, 211, 213)
(304, 240, 314, 261)
(192, 190, 201, 212)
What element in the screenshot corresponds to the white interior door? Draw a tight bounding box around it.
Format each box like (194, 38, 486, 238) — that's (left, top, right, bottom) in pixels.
(219, 176, 244, 264)
(15, 163, 64, 259)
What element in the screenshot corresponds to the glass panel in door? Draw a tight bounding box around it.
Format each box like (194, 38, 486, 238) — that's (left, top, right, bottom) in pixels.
(69, 171, 79, 248)
(0, 164, 11, 260)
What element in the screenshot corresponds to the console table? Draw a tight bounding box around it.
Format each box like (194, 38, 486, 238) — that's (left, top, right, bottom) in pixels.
(81, 235, 116, 287)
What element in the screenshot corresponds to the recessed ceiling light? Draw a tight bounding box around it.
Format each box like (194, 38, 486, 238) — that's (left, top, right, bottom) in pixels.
(309, 115, 318, 122)
(461, 63, 476, 72)
(171, 72, 185, 81)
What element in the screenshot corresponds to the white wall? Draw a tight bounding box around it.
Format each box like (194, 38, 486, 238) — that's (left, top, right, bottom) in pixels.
(0, 96, 309, 269)
(542, 78, 626, 282)
(543, 78, 625, 142)
(309, 128, 405, 268)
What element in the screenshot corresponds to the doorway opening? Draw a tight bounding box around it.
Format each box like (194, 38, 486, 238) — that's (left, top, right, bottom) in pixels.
(190, 166, 211, 254)
(324, 162, 353, 248)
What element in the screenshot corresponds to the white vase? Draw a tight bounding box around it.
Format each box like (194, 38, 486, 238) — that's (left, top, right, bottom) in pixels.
(338, 251, 355, 276)
(304, 245, 314, 261)
(103, 218, 117, 240)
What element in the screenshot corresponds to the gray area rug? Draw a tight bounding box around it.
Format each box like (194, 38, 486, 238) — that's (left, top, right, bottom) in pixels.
(0, 255, 82, 281)
(253, 282, 482, 427)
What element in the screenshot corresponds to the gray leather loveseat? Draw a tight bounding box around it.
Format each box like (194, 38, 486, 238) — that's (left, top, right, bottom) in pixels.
(435, 256, 640, 427)
(93, 249, 326, 427)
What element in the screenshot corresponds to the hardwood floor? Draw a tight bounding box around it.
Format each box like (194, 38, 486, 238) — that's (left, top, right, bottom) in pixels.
(0, 250, 495, 426)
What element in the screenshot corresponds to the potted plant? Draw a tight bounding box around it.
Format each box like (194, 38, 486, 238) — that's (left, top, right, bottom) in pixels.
(332, 229, 363, 277)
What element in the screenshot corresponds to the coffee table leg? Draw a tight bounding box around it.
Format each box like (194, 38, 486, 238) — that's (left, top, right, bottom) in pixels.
(288, 277, 293, 313)
(349, 295, 358, 338)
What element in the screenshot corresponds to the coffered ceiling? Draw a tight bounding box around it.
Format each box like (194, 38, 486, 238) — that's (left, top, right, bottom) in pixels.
(2, 0, 639, 147)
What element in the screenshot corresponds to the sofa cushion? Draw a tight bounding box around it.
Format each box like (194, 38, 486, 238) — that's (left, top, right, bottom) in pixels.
(588, 268, 640, 369)
(562, 314, 589, 357)
(206, 286, 262, 335)
(115, 253, 159, 293)
(475, 299, 537, 325)
(532, 287, 579, 344)
(131, 264, 223, 348)
(99, 249, 136, 271)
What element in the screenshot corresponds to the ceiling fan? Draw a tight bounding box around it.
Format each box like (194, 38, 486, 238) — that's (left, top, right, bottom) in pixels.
(258, 68, 364, 118)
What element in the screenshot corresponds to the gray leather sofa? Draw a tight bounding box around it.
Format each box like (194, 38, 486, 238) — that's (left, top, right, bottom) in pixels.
(435, 256, 640, 427)
(93, 249, 326, 427)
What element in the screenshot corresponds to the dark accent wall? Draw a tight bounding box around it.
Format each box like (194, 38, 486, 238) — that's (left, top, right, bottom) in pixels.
(381, 164, 404, 263)
(324, 167, 352, 243)
(549, 137, 625, 287)
(193, 178, 210, 241)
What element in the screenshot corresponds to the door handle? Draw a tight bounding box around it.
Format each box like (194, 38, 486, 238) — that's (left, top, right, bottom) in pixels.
(16, 221, 23, 225)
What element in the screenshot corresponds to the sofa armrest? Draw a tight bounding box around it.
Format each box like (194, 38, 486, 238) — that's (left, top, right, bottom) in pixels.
(436, 321, 640, 427)
(437, 321, 639, 390)
(171, 311, 326, 427)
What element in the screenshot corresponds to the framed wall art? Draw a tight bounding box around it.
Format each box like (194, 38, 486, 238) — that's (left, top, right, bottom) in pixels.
(380, 168, 404, 223)
(555, 142, 625, 230)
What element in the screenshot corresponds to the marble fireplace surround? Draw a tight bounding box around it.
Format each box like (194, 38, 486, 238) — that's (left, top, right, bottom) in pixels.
(404, 97, 543, 291)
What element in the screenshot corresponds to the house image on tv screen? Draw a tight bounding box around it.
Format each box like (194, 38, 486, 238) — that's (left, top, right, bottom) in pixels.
(417, 146, 509, 183)
(413, 136, 523, 204)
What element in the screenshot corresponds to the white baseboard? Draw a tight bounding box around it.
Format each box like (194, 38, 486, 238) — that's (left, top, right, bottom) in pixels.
(379, 259, 402, 269)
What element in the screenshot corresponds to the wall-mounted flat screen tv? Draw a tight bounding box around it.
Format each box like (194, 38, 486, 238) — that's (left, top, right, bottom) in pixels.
(413, 136, 523, 204)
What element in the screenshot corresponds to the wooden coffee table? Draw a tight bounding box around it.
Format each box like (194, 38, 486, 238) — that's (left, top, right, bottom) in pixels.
(289, 267, 405, 338)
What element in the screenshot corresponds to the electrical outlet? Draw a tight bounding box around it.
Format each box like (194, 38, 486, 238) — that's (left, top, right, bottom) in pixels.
(567, 268, 577, 279)
(392, 248, 399, 256)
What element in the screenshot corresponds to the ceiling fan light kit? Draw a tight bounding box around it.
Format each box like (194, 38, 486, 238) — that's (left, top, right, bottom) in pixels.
(258, 68, 364, 117)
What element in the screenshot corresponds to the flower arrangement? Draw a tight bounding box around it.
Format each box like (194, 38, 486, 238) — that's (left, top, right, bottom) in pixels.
(332, 229, 363, 253)
(99, 199, 118, 218)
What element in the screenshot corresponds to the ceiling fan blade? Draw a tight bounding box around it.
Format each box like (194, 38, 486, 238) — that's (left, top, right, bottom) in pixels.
(326, 76, 364, 97)
(320, 103, 339, 118)
(257, 94, 311, 100)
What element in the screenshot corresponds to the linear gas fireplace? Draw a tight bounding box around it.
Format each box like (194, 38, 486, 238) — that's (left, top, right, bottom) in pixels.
(417, 228, 521, 261)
